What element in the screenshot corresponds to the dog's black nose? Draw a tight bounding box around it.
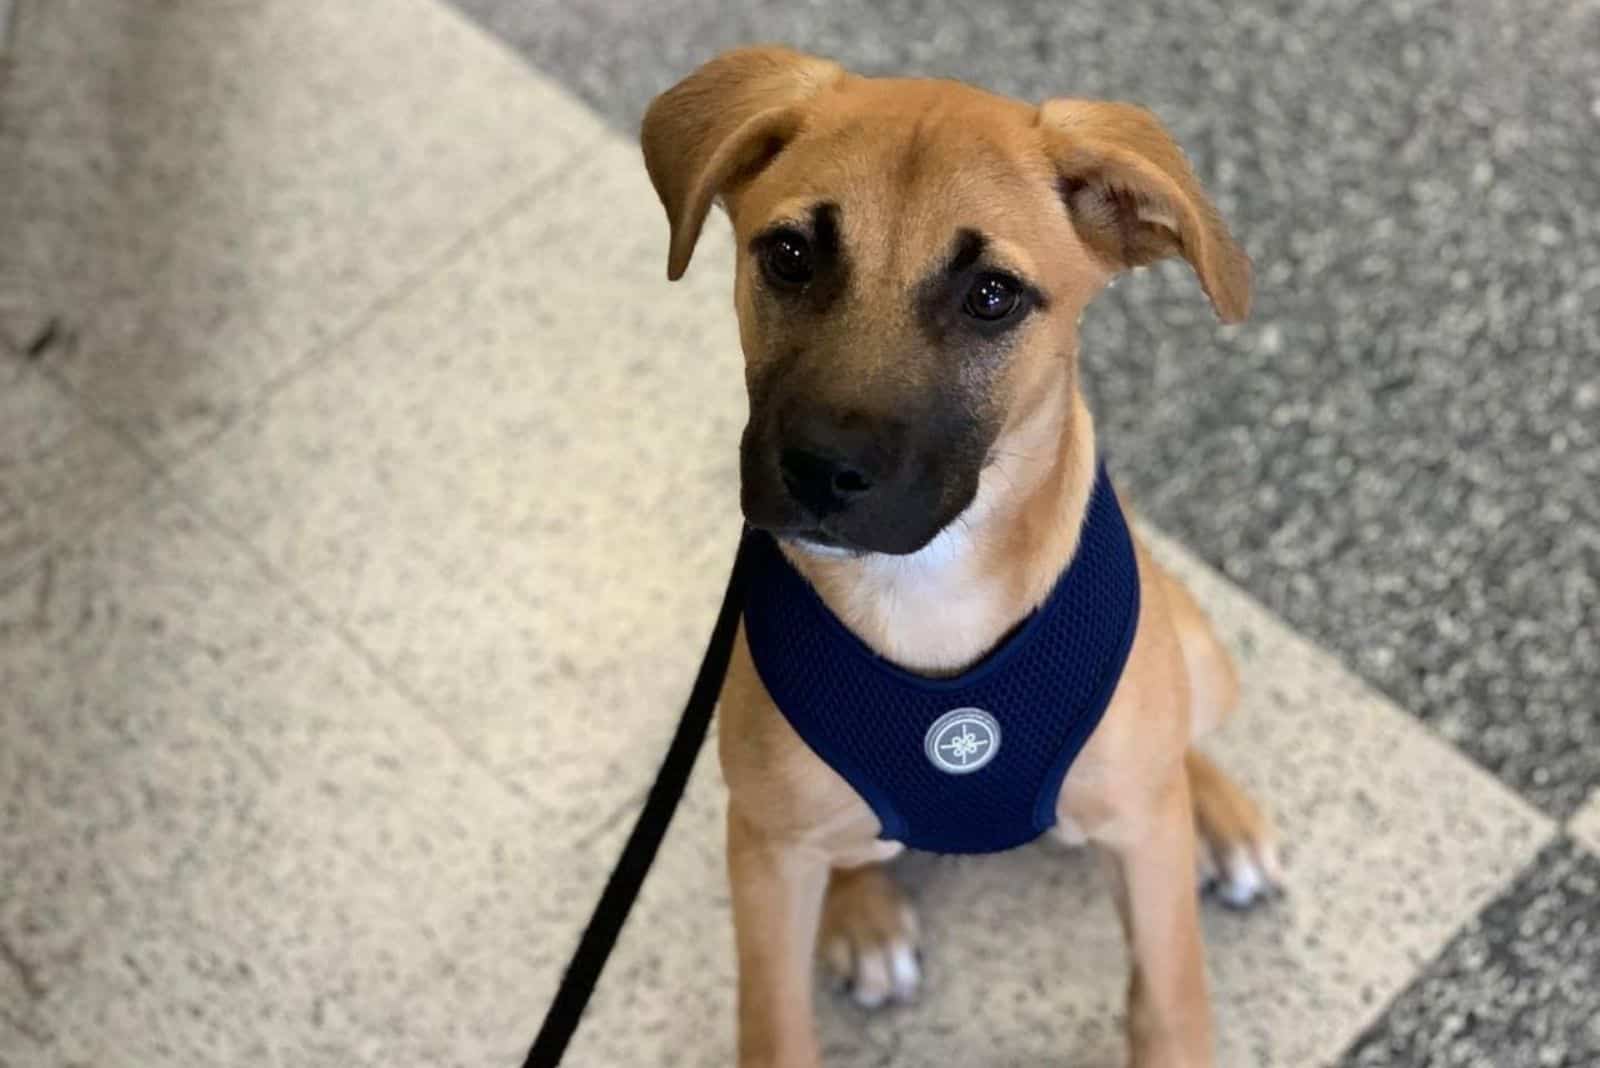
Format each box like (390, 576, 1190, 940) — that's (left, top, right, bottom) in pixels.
(773, 404, 900, 520)
(779, 444, 875, 518)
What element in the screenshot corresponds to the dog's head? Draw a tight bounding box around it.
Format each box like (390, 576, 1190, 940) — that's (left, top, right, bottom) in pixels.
(642, 47, 1249, 556)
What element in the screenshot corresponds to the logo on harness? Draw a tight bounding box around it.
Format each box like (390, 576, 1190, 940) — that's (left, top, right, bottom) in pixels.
(924, 708, 1001, 775)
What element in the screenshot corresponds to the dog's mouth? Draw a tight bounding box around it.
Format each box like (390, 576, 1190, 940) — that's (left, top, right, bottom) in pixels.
(747, 494, 969, 559)
(745, 513, 860, 555)
(772, 525, 862, 558)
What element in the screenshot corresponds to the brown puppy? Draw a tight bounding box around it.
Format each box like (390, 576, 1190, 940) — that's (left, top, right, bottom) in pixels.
(641, 47, 1280, 1068)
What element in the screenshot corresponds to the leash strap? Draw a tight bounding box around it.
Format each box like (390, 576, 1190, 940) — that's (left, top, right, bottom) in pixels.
(523, 533, 752, 1068)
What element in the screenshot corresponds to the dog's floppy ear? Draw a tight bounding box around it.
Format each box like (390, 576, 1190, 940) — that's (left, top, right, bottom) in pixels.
(1039, 100, 1251, 323)
(641, 47, 844, 280)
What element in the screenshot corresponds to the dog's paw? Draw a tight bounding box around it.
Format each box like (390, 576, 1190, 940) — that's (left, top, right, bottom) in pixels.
(819, 865, 921, 1009)
(1189, 752, 1284, 910)
(1197, 834, 1283, 909)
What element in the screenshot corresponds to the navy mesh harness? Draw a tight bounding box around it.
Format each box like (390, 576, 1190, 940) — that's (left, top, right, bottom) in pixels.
(741, 463, 1141, 854)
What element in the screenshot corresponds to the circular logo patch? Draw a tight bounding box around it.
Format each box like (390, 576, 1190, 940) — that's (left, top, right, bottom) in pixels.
(924, 708, 1001, 775)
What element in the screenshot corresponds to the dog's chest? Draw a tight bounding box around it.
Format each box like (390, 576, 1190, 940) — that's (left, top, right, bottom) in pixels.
(741, 464, 1141, 855)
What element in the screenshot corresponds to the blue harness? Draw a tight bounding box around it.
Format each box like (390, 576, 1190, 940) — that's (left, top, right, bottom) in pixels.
(741, 463, 1141, 854)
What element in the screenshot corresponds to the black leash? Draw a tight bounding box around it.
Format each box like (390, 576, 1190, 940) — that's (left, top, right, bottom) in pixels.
(523, 534, 752, 1068)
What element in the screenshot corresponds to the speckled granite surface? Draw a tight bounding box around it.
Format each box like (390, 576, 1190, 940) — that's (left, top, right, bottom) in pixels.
(0, 489, 610, 1066)
(454, 0, 1600, 833)
(1571, 791, 1600, 857)
(1, 0, 1595, 1065)
(1340, 838, 1600, 1068)
(1, 0, 598, 463)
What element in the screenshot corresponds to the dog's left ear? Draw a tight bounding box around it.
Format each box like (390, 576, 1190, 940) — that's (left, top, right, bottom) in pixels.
(1039, 100, 1251, 323)
(642, 47, 844, 280)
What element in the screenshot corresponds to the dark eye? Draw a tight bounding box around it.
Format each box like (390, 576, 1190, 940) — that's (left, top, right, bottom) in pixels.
(963, 273, 1022, 321)
(762, 230, 814, 288)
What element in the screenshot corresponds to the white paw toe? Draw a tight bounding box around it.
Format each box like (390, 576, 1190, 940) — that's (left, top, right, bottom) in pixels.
(824, 911, 922, 1010)
(1210, 843, 1284, 908)
(888, 941, 921, 1002)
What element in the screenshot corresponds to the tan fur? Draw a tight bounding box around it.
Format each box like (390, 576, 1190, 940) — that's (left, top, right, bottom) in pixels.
(644, 46, 1279, 1068)
(818, 863, 921, 1007)
(1152, 554, 1241, 738)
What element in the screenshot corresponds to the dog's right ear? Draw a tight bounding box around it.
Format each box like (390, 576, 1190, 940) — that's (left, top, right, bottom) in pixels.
(641, 47, 843, 280)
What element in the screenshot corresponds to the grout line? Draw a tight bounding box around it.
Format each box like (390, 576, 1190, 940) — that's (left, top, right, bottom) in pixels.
(141, 139, 619, 804)
(0, 370, 165, 592)
(153, 131, 616, 482)
(18, 129, 611, 495)
(3, 462, 540, 826)
(4, 139, 612, 802)
(3, 38, 617, 804)
(175, 480, 534, 803)
(6, 131, 609, 593)
(575, 785, 652, 847)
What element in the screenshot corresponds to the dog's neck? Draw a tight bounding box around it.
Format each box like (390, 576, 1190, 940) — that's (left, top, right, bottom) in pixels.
(782, 390, 1099, 676)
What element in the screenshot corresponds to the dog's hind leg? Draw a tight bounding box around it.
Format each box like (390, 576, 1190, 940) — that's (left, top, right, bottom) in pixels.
(818, 862, 921, 1009)
(1149, 556, 1240, 740)
(1187, 749, 1281, 908)
(1146, 556, 1282, 907)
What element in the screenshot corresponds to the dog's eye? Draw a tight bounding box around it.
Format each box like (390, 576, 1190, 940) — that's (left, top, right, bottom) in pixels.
(761, 230, 814, 288)
(963, 274, 1022, 321)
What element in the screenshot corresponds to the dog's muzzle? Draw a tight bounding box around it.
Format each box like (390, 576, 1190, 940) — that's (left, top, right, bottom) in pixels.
(739, 401, 975, 556)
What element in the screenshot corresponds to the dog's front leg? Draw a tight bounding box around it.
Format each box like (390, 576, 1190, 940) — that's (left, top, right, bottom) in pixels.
(727, 805, 831, 1068)
(1101, 769, 1214, 1068)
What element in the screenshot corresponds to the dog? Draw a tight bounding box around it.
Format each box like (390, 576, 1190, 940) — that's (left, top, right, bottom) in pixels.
(641, 46, 1280, 1068)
